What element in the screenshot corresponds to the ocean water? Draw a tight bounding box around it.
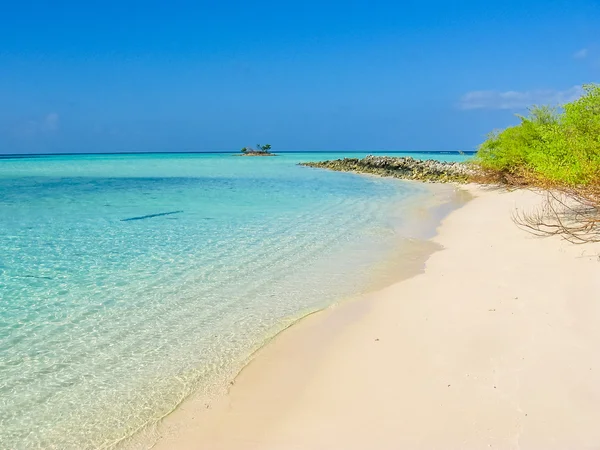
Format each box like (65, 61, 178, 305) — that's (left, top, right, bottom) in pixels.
(0, 152, 468, 449)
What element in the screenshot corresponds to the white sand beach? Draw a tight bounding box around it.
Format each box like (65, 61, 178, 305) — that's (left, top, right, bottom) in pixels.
(153, 186, 600, 450)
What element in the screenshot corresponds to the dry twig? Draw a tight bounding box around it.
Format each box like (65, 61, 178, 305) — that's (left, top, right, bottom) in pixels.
(512, 186, 600, 244)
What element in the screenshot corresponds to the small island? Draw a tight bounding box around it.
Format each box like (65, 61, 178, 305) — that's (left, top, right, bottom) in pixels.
(239, 144, 276, 156)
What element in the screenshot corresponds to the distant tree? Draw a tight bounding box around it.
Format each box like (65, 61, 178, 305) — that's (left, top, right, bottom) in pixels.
(240, 144, 273, 154)
(254, 144, 272, 152)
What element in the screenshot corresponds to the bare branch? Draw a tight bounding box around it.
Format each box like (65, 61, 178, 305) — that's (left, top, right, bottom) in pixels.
(513, 187, 600, 243)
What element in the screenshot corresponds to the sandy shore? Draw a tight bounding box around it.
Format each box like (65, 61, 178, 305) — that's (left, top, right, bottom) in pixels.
(152, 185, 600, 450)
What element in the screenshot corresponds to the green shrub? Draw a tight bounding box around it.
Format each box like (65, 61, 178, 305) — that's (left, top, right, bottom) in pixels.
(475, 84, 600, 186)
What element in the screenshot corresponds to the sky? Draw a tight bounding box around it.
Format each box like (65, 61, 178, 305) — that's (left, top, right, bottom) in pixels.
(0, 0, 598, 154)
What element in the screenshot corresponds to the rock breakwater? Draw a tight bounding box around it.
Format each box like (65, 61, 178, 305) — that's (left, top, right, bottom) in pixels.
(300, 155, 476, 183)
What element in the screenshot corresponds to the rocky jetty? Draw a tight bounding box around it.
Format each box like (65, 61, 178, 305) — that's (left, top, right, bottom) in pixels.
(300, 155, 476, 183)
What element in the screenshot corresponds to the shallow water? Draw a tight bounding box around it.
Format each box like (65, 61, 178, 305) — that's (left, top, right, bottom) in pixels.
(0, 152, 468, 448)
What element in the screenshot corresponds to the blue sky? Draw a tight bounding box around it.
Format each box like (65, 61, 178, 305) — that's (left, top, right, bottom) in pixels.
(0, 0, 598, 153)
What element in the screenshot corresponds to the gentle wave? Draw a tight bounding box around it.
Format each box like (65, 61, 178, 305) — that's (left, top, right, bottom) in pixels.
(0, 152, 467, 448)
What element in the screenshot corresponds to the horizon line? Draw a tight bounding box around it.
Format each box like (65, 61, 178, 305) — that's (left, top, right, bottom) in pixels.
(0, 150, 477, 159)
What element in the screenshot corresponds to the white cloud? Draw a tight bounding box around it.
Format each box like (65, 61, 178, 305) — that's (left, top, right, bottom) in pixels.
(573, 48, 588, 59)
(7, 112, 60, 139)
(458, 86, 583, 110)
(40, 113, 59, 131)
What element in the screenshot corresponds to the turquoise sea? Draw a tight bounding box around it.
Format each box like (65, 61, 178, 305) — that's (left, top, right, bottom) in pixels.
(0, 152, 468, 448)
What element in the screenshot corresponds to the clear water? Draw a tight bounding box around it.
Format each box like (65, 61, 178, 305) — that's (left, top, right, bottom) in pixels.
(0, 152, 468, 449)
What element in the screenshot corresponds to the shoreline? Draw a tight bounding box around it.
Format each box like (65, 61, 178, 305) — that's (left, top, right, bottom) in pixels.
(117, 181, 467, 449)
(144, 181, 469, 448)
(151, 184, 600, 450)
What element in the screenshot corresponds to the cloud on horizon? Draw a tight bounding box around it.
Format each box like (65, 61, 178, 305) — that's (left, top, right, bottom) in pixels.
(458, 86, 583, 110)
(8, 112, 60, 139)
(573, 48, 589, 59)
(41, 113, 60, 132)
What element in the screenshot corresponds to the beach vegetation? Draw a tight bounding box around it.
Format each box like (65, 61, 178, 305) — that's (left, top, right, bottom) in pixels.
(475, 84, 600, 186)
(473, 83, 600, 242)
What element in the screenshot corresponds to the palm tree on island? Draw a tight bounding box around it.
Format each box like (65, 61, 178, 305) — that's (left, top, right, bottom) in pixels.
(239, 144, 275, 156)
